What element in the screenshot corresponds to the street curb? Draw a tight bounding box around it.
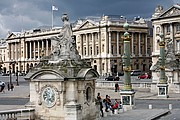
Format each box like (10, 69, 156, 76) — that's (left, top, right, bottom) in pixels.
(147, 110, 170, 120)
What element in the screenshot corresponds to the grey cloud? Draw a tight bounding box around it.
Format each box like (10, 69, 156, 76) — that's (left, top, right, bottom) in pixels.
(0, 0, 178, 38)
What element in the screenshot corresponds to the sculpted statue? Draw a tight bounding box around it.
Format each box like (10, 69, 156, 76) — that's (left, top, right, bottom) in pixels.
(51, 14, 81, 61)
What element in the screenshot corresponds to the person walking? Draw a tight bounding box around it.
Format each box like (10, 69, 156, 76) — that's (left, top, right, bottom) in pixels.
(10, 84, 14, 91)
(0, 82, 5, 93)
(97, 93, 104, 117)
(115, 83, 119, 92)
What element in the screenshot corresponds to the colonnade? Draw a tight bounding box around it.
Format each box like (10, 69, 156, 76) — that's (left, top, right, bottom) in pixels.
(77, 31, 148, 57)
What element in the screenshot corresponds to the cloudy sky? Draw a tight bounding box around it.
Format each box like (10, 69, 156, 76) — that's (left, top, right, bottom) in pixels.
(0, 0, 179, 38)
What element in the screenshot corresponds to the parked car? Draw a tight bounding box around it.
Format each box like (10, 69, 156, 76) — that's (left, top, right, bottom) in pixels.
(0, 81, 5, 86)
(138, 73, 151, 79)
(105, 76, 119, 81)
(1, 72, 9, 76)
(131, 70, 142, 76)
(118, 72, 124, 76)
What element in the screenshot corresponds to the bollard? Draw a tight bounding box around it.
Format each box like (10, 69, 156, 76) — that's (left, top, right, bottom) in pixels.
(169, 104, 172, 110)
(149, 104, 152, 109)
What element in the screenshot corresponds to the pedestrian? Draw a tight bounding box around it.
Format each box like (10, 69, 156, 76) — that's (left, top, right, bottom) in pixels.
(0, 83, 5, 93)
(97, 93, 104, 117)
(103, 95, 111, 112)
(111, 99, 119, 114)
(115, 82, 119, 92)
(11, 84, 14, 91)
(7, 83, 10, 91)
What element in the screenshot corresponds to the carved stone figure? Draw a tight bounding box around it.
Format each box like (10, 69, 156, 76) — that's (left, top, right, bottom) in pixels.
(51, 14, 81, 61)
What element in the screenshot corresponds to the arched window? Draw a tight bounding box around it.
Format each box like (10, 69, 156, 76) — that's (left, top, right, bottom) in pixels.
(86, 87, 91, 102)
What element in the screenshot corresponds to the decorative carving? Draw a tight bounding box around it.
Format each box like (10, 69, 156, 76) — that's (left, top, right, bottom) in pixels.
(39, 85, 59, 107)
(161, 7, 180, 18)
(50, 14, 81, 61)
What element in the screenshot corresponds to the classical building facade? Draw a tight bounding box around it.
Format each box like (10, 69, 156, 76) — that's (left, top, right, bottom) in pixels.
(73, 15, 152, 76)
(151, 4, 180, 93)
(1, 15, 153, 76)
(4, 28, 61, 73)
(0, 39, 7, 72)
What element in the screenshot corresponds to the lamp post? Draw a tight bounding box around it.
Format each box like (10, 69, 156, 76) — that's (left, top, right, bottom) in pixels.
(9, 65, 12, 90)
(119, 21, 135, 111)
(16, 66, 19, 86)
(157, 33, 168, 97)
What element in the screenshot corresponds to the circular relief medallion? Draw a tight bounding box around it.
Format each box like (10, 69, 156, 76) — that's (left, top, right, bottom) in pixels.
(41, 87, 56, 108)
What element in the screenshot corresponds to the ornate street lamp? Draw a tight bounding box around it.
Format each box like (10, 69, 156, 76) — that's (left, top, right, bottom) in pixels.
(157, 33, 168, 97)
(119, 21, 135, 111)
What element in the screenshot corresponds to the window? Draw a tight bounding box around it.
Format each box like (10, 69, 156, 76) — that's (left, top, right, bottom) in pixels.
(133, 46, 136, 54)
(111, 45, 114, 54)
(86, 87, 92, 102)
(84, 47, 86, 55)
(119, 46, 121, 54)
(102, 44, 104, 52)
(140, 46, 143, 54)
(102, 63, 104, 70)
(176, 40, 180, 53)
(166, 24, 170, 33)
(156, 27, 160, 34)
(176, 23, 180, 32)
(133, 33, 137, 42)
(90, 47, 92, 55)
(96, 46, 99, 55)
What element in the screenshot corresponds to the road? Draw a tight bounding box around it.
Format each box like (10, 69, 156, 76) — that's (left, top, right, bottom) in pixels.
(136, 99, 180, 109)
(0, 75, 180, 119)
(0, 75, 29, 107)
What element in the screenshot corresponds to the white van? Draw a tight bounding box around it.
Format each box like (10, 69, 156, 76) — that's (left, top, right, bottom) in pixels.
(131, 70, 142, 76)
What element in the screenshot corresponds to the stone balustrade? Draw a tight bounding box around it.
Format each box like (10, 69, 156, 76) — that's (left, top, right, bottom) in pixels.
(0, 108, 35, 120)
(96, 81, 151, 89)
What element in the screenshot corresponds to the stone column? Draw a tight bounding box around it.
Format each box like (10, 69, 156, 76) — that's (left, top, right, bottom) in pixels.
(9, 44, 11, 60)
(38, 41, 40, 59)
(145, 34, 148, 55)
(80, 34, 83, 56)
(30, 42, 32, 59)
(46, 39, 49, 56)
(92, 33, 95, 56)
(86, 34, 88, 56)
(15, 43, 17, 60)
(131, 32, 134, 55)
(42, 40, 44, 57)
(138, 33, 141, 56)
(117, 32, 120, 55)
(34, 41, 36, 59)
(26, 42, 28, 60)
(108, 32, 112, 55)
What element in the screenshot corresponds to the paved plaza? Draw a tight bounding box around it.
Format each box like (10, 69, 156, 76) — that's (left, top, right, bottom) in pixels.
(0, 78, 180, 119)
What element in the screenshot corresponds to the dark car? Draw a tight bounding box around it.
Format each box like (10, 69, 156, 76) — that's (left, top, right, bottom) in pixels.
(105, 76, 119, 81)
(138, 73, 151, 79)
(118, 72, 124, 76)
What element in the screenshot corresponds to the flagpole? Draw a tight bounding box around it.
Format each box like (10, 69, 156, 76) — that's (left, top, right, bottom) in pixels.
(52, 6, 53, 28)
